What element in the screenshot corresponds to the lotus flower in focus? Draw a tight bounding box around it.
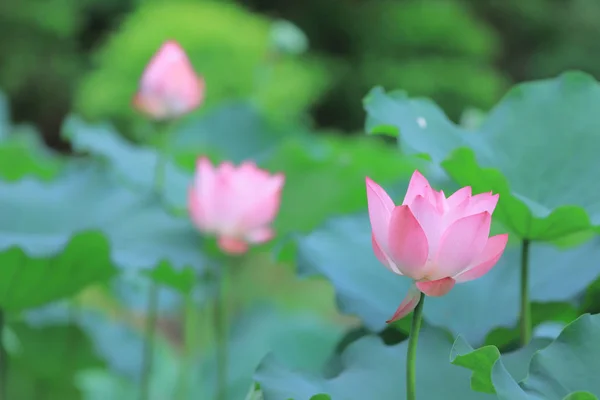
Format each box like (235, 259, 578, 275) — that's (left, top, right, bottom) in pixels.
(366, 170, 508, 323)
(189, 157, 285, 255)
(133, 40, 205, 120)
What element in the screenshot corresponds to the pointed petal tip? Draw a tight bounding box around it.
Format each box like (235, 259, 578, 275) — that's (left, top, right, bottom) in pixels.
(453, 233, 509, 282)
(411, 169, 426, 179)
(496, 232, 509, 242)
(403, 169, 435, 206)
(159, 39, 185, 51)
(196, 155, 212, 167)
(272, 173, 286, 189)
(409, 169, 432, 186)
(385, 285, 422, 323)
(365, 177, 388, 197)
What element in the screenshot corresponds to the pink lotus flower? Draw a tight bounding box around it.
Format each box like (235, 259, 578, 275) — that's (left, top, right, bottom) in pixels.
(366, 170, 508, 323)
(189, 157, 285, 255)
(133, 40, 205, 120)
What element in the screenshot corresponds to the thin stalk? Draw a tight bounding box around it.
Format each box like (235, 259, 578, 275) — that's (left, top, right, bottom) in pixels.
(139, 120, 172, 400)
(153, 122, 170, 196)
(406, 293, 425, 400)
(213, 265, 229, 400)
(176, 293, 196, 400)
(140, 284, 159, 400)
(520, 239, 532, 346)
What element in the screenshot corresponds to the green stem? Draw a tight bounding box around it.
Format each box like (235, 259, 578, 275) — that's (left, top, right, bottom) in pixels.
(406, 293, 425, 400)
(213, 266, 229, 400)
(153, 123, 170, 196)
(176, 293, 196, 400)
(139, 120, 172, 400)
(140, 283, 159, 400)
(520, 239, 532, 346)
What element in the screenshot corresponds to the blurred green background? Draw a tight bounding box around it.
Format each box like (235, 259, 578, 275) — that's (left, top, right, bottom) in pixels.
(3, 0, 600, 146)
(2, 0, 600, 399)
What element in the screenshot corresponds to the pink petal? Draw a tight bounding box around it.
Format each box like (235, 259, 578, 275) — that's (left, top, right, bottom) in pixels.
(135, 40, 204, 119)
(211, 163, 237, 227)
(196, 159, 286, 243)
(197, 157, 216, 194)
(466, 192, 499, 216)
(245, 227, 275, 244)
(217, 161, 236, 177)
(416, 277, 455, 297)
(434, 190, 448, 214)
(386, 284, 422, 323)
(188, 187, 209, 231)
(454, 234, 509, 282)
(441, 195, 471, 231)
(238, 161, 270, 182)
(189, 157, 217, 231)
(217, 236, 248, 254)
(387, 205, 429, 279)
(372, 233, 402, 275)
(366, 177, 395, 251)
(447, 186, 472, 208)
(402, 170, 435, 206)
(432, 212, 492, 279)
(238, 172, 285, 230)
(408, 195, 443, 259)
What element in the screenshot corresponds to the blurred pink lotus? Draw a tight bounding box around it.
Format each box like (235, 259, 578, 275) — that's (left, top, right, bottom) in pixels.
(189, 157, 285, 255)
(133, 40, 205, 120)
(366, 170, 508, 323)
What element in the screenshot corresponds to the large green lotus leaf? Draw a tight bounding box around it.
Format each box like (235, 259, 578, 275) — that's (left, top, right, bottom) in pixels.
(295, 211, 600, 344)
(0, 127, 64, 181)
(451, 314, 600, 399)
(0, 232, 115, 311)
(27, 306, 153, 398)
(28, 305, 149, 380)
(7, 319, 105, 399)
(171, 101, 291, 165)
(450, 336, 552, 394)
(265, 135, 426, 236)
(34, 304, 344, 400)
(364, 71, 600, 240)
(255, 324, 496, 400)
(0, 163, 207, 309)
(62, 116, 190, 210)
(194, 306, 345, 400)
